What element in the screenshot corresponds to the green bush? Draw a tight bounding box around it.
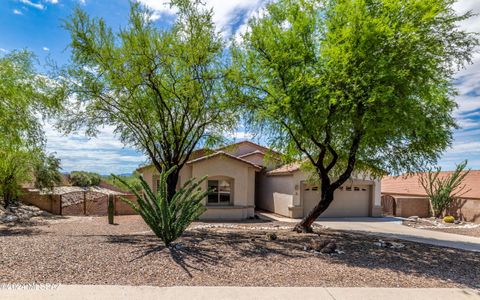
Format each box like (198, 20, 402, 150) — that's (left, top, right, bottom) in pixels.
(70, 171, 101, 187)
(113, 167, 207, 247)
(419, 161, 470, 218)
(103, 172, 142, 192)
(443, 216, 455, 223)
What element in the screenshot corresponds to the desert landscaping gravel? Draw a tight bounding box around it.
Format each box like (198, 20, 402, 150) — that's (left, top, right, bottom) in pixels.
(0, 215, 478, 288)
(403, 219, 480, 238)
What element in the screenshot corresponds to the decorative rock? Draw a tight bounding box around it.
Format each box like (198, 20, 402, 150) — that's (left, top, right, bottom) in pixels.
(311, 239, 337, 254)
(173, 243, 184, 250)
(266, 232, 277, 241)
(2, 215, 19, 223)
(387, 242, 405, 249)
(374, 240, 405, 249)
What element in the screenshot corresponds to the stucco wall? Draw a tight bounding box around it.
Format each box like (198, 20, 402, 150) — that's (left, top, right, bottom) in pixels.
(141, 165, 193, 192)
(258, 171, 380, 218)
(383, 194, 480, 223)
(447, 198, 480, 223)
(190, 155, 255, 209)
(256, 173, 294, 217)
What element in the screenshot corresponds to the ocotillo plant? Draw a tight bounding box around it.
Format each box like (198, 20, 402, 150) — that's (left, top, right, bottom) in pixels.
(113, 167, 207, 247)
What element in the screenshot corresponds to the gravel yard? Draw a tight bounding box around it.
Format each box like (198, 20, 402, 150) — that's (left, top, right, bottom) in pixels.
(403, 218, 480, 238)
(0, 215, 478, 288)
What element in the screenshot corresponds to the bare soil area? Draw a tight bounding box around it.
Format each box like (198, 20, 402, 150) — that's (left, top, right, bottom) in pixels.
(0, 215, 478, 288)
(403, 218, 480, 238)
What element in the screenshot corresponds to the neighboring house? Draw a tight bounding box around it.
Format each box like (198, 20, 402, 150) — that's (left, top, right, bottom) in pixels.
(138, 141, 382, 220)
(382, 171, 480, 223)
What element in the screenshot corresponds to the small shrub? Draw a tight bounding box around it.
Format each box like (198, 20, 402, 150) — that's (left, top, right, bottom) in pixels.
(114, 167, 207, 247)
(443, 216, 455, 223)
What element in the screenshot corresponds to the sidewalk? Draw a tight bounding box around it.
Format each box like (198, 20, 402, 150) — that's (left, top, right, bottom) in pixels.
(257, 212, 480, 252)
(1, 285, 479, 300)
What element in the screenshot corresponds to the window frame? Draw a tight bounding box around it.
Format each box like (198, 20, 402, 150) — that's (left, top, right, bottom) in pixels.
(206, 178, 233, 206)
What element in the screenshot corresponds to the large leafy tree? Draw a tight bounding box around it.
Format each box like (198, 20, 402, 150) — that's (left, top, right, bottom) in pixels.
(0, 51, 64, 207)
(63, 0, 237, 201)
(0, 51, 63, 147)
(230, 0, 479, 232)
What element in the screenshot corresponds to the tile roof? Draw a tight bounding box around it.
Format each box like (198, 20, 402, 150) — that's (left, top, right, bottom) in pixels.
(238, 150, 265, 158)
(381, 170, 480, 200)
(267, 162, 301, 176)
(186, 151, 263, 170)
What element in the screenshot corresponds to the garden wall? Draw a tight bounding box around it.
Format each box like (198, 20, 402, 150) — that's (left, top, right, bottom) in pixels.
(20, 189, 137, 216)
(381, 194, 480, 223)
(114, 194, 138, 215)
(19, 190, 61, 215)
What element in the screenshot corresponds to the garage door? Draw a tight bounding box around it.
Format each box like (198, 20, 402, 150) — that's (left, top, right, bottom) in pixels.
(302, 184, 371, 218)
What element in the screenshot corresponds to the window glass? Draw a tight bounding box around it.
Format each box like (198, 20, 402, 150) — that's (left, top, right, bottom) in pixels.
(207, 180, 231, 205)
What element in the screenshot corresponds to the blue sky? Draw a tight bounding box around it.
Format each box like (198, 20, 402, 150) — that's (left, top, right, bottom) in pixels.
(1, 0, 479, 175)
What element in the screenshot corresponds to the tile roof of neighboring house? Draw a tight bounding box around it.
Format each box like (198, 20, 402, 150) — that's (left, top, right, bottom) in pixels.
(186, 151, 263, 170)
(382, 170, 480, 200)
(267, 162, 301, 176)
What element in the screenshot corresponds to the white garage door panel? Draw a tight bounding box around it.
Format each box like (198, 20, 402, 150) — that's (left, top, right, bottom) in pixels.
(303, 185, 370, 218)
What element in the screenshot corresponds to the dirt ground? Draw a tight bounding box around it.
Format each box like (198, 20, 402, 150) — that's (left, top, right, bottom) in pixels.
(403, 218, 480, 238)
(0, 215, 478, 288)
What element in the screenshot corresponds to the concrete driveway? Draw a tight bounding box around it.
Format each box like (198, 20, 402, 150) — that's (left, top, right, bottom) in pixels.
(315, 217, 480, 252)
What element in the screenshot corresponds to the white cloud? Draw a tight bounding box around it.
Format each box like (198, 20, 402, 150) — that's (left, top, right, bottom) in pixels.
(19, 0, 45, 10)
(13, 9, 23, 15)
(230, 131, 254, 140)
(45, 0, 59, 3)
(42, 46, 50, 51)
(44, 122, 146, 174)
(438, 0, 480, 170)
(0, 48, 6, 52)
(137, 0, 265, 36)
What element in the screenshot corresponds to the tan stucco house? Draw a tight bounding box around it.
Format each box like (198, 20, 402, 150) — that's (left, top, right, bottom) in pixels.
(137, 141, 382, 220)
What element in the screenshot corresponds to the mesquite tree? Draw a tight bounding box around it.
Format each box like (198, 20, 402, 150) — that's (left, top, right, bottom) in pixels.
(230, 0, 479, 232)
(63, 0, 236, 201)
(0, 50, 64, 207)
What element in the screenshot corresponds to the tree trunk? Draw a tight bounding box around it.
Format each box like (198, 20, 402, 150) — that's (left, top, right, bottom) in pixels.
(2, 190, 13, 208)
(294, 189, 335, 233)
(166, 170, 180, 202)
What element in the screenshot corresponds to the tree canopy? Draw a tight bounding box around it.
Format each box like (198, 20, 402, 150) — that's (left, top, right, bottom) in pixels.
(0, 50, 63, 148)
(230, 0, 479, 230)
(63, 0, 237, 199)
(0, 50, 64, 207)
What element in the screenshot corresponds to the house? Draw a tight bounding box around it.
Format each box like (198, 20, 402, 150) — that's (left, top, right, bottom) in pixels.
(381, 171, 480, 223)
(137, 141, 382, 220)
